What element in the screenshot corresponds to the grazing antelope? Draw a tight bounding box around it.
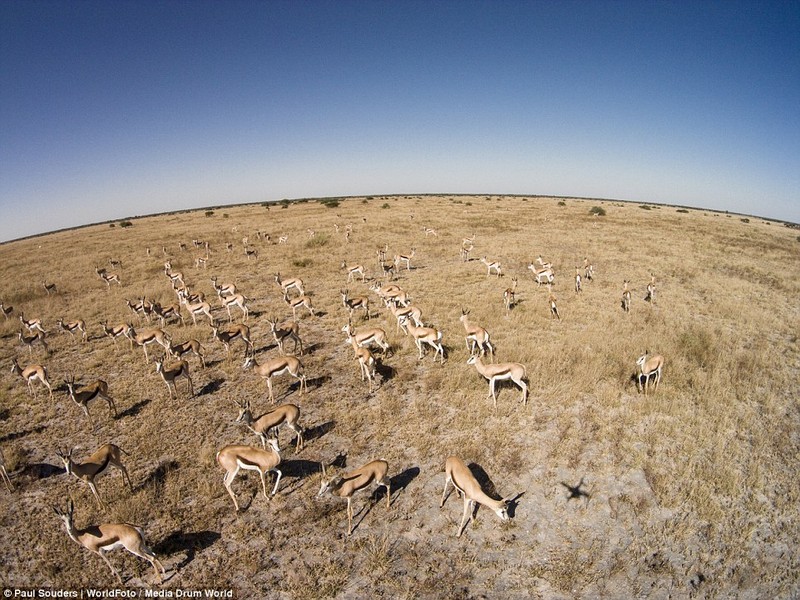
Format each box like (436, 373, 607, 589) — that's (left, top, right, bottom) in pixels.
(376, 243, 388, 265)
(18, 330, 48, 355)
(341, 289, 370, 321)
(179, 293, 214, 326)
(349, 333, 377, 392)
(57, 318, 88, 342)
(222, 293, 249, 322)
(460, 309, 494, 358)
(440, 456, 511, 537)
(211, 324, 254, 357)
(0, 302, 13, 319)
(243, 354, 308, 404)
(342, 323, 392, 356)
(0, 447, 12, 492)
(275, 273, 305, 296)
(10, 358, 52, 397)
(503, 277, 518, 313)
(154, 356, 193, 399)
(125, 326, 171, 362)
(645, 274, 656, 303)
(283, 292, 315, 319)
(216, 439, 282, 511)
(378, 260, 395, 281)
(53, 499, 165, 584)
(622, 280, 632, 312)
(65, 376, 117, 424)
(400, 317, 445, 363)
(480, 257, 502, 277)
(167, 339, 206, 368)
(370, 282, 409, 308)
(528, 264, 555, 286)
(108, 257, 123, 269)
(467, 354, 528, 406)
(42, 280, 57, 295)
(575, 267, 582, 294)
(278, 235, 288, 244)
(176, 286, 205, 305)
(100, 322, 131, 346)
(548, 287, 560, 320)
(19, 313, 45, 334)
(195, 252, 210, 269)
(318, 459, 391, 536)
(394, 248, 415, 271)
(244, 247, 258, 260)
(267, 317, 303, 355)
(235, 399, 304, 452)
(388, 300, 423, 335)
(56, 444, 132, 508)
(211, 276, 237, 298)
(636, 352, 664, 396)
(342, 262, 367, 283)
(423, 227, 438, 237)
(152, 302, 184, 327)
(125, 298, 149, 322)
(535, 255, 552, 270)
(95, 266, 121, 287)
(460, 243, 474, 262)
(583, 257, 594, 281)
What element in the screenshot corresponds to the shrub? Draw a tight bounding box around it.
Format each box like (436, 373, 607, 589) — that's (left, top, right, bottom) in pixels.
(119, 220, 133, 228)
(305, 233, 330, 248)
(465, 202, 472, 206)
(223, 213, 229, 218)
(558, 201, 567, 207)
(293, 258, 313, 267)
(639, 205, 652, 210)
(108, 223, 116, 228)
(205, 210, 214, 217)
(740, 218, 750, 223)
(381, 203, 391, 209)
(589, 206, 606, 216)
(319, 199, 340, 209)
(677, 209, 689, 213)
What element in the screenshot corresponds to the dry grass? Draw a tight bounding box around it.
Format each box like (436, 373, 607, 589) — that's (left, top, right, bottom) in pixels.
(1, 195, 798, 598)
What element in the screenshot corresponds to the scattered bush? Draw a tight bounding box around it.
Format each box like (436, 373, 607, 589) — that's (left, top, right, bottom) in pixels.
(293, 258, 313, 267)
(205, 210, 214, 217)
(558, 201, 567, 207)
(223, 213, 229, 218)
(740, 218, 750, 223)
(589, 206, 606, 216)
(119, 220, 133, 228)
(639, 205, 652, 210)
(108, 223, 115, 228)
(305, 233, 330, 248)
(465, 202, 472, 206)
(381, 203, 391, 209)
(677, 209, 689, 213)
(319, 198, 340, 209)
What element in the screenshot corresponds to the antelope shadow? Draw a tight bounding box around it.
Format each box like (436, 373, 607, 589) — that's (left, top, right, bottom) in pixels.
(197, 378, 224, 396)
(115, 398, 151, 420)
(153, 529, 221, 569)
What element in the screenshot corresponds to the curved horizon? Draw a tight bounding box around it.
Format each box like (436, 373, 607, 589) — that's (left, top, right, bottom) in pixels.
(2, 1, 798, 242)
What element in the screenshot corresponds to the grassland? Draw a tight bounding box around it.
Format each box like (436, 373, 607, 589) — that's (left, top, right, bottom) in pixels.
(0, 195, 798, 598)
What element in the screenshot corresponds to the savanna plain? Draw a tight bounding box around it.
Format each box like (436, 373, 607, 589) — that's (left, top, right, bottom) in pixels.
(0, 195, 798, 599)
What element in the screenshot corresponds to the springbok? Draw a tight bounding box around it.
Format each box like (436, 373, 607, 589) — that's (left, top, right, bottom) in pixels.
(216, 439, 282, 511)
(440, 456, 511, 537)
(243, 355, 308, 404)
(318, 459, 391, 536)
(234, 399, 304, 452)
(467, 354, 528, 406)
(636, 352, 664, 396)
(53, 499, 165, 584)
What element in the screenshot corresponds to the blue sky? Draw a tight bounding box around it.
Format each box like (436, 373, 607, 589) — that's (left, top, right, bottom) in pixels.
(1, 0, 798, 241)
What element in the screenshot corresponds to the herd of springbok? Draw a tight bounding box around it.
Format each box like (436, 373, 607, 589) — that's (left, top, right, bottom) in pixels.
(0, 217, 665, 585)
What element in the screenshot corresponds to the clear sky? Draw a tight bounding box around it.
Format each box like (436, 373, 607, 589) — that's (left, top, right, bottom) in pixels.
(1, 0, 798, 242)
